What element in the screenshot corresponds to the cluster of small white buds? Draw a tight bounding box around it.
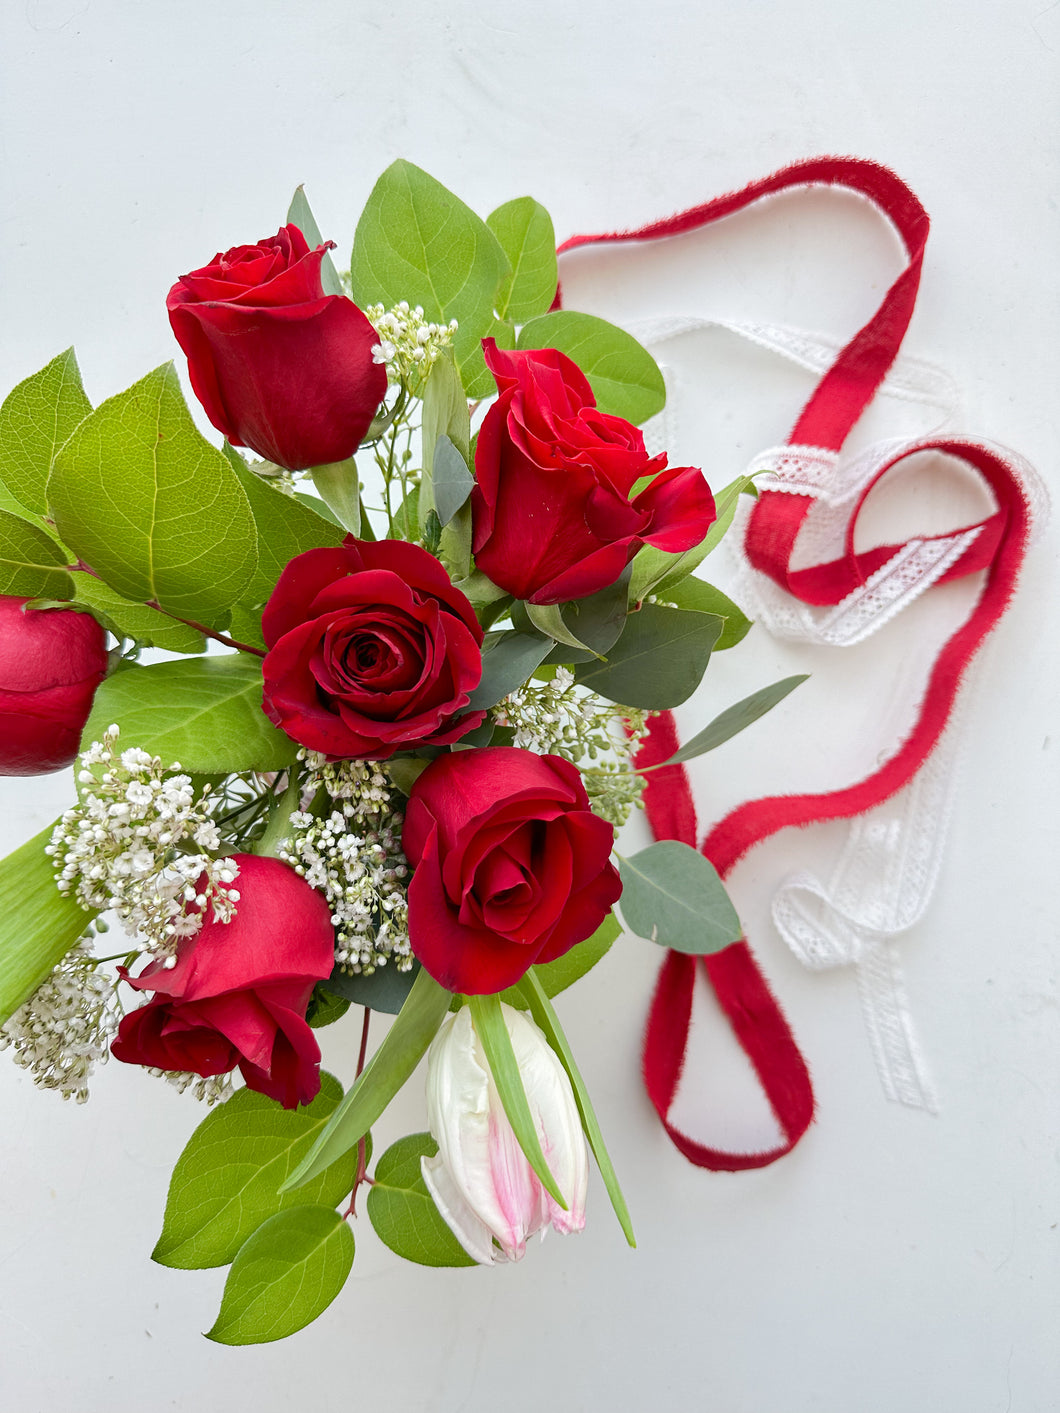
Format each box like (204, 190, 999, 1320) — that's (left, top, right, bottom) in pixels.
(492, 669, 652, 827)
(278, 753, 411, 975)
(48, 727, 240, 961)
(365, 301, 459, 393)
(0, 933, 121, 1103)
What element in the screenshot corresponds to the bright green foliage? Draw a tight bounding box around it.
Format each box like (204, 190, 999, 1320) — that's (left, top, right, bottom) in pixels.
(517, 310, 666, 425)
(48, 363, 257, 627)
(467, 630, 552, 711)
(497, 911, 620, 1007)
(228, 454, 344, 607)
(0, 509, 72, 598)
(367, 1133, 477, 1268)
(575, 602, 723, 708)
(69, 572, 206, 653)
(0, 823, 97, 1024)
(153, 1074, 357, 1270)
(282, 967, 453, 1192)
(80, 654, 296, 774)
(618, 840, 743, 954)
(658, 576, 751, 650)
(0, 348, 91, 516)
(659, 674, 809, 766)
(286, 186, 344, 297)
(206, 1206, 354, 1345)
(486, 197, 558, 322)
(350, 161, 511, 397)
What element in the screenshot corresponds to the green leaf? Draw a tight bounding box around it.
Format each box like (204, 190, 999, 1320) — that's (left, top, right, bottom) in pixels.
(420, 355, 471, 526)
(658, 674, 809, 766)
(281, 967, 452, 1192)
(69, 572, 205, 653)
(541, 567, 632, 663)
(467, 630, 552, 712)
(618, 840, 742, 954)
(467, 993, 566, 1209)
(517, 311, 665, 425)
(308, 459, 361, 537)
(438, 501, 472, 582)
(628, 475, 757, 605)
(80, 654, 296, 773)
(286, 185, 344, 297)
(306, 987, 351, 1029)
(152, 1074, 357, 1270)
(393, 485, 420, 541)
(323, 961, 421, 1017)
(0, 823, 97, 1025)
(367, 1133, 477, 1268)
(0, 509, 72, 598)
(292, 492, 344, 530)
(431, 435, 474, 527)
(230, 457, 344, 608)
(384, 755, 431, 797)
(697, 472, 758, 560)
(516, 971, 635, 1247)
(525, 600, 599, 657)
(661, 576, 751, 651)
(458, 315, 516, 400)
(0, 348, 92, 516)
(48, 363, 257, 627)
(206, 1206, 354, 1345)
(498, 911, 620, 1007)
(349, 161, 511, 397)
(486, 197, 558, 322)
(574, 602, 723, 708)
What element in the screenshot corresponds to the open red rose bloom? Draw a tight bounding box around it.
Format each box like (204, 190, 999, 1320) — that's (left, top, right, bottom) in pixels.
(261, 538, 485, 759)
(471, 339, 717, 604)
(167, 223, 387, 471)
(111, 855, 335, 1109)
(403, 747, 622, 994)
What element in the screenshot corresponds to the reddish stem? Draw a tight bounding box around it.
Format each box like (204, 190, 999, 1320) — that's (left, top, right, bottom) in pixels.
(345, 1007, 373, 1218)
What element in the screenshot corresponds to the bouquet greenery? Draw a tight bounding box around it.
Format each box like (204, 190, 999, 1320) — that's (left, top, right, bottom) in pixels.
(0, 161, 800, 1343)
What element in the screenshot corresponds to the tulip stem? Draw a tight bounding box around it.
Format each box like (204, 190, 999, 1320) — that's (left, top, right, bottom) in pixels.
(345, 1005, 374, 1218)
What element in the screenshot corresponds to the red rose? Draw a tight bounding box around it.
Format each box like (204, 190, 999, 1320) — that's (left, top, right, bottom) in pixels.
(167, 224, 388, 471)
(261, 539, 485, 759)
(0, 596, 108, 775)
(471, 340, 717, 604)
(403, 747, 621, 994)
(111, 855, 334, 1109)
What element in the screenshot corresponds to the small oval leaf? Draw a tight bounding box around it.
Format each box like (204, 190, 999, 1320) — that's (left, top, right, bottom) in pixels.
(618, 840, 742, 954)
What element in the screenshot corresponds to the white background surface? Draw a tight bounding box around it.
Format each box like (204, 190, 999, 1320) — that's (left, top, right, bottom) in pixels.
(1, 2, 1058, 1410)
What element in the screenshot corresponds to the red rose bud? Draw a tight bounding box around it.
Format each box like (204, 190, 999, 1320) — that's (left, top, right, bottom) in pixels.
(111, 854, 335, 1109)
(167, 224, 388, 471)
(403, 747, 621, 994)
(261, 539, 485, 759)
(0, 596, 108, 775)
(471, 340, 717, 604)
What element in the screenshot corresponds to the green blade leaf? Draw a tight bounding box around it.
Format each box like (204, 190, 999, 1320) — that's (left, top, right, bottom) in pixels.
(696, 472, 758, 560)
(48, 363, 257, 626)
(0, 508, 72, 598)
(497, 911, 619, 1007)
(281, 967, 452, 1192)
(467, 630, 552, 712)
(431, 435, 474, 527)
(307, 458, 362, 537)
(618, 840, 742, 954)
(349, 161, 511, 398)
(660, 576, 751, 651)
(366, 1133, 477, 1268)
(658, 674, 809, 766)
(286, 186, 344, 297)
(517, 311, 665, 425)
(0, 823, 97, 1024)
(574, 602, 723, 708)
(0, 348, 91, 516)
(486, 197, 558, 322)
(80, 654, 296, 774)
(467, 993, 566, 1209)
(69, 572, 205, 653)
(206, 1206, 354, 1345)
(516, 971, 635, 1247)
(152, 1073, 358, 1270)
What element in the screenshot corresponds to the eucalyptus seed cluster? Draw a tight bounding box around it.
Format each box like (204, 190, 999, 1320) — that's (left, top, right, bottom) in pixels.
(278, 752, 411, 975)
(492, 668, 652, 827)
(48, 727, 240, 959)
(0, 932, 121, 1103)
(366, 301, 458, 393)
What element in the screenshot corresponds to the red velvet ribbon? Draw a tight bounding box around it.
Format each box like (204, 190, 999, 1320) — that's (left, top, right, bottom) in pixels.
(555, 158, 1034, 1168)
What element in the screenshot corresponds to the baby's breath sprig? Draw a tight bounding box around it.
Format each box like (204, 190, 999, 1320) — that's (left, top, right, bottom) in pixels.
(0, 930, 121, 1103)
(366, 301, 458, 395)
(491, 669, 653, 827)
(48, 727, 240, 962)
(277, 750, 411, 976)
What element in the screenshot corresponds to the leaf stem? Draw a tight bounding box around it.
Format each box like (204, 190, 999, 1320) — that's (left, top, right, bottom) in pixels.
(145, 601, 267, 658)
(346, 1006, 374, 1218)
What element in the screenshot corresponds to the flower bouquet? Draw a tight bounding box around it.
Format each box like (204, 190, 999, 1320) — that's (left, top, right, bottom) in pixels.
(0, 162, 799, 1343)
